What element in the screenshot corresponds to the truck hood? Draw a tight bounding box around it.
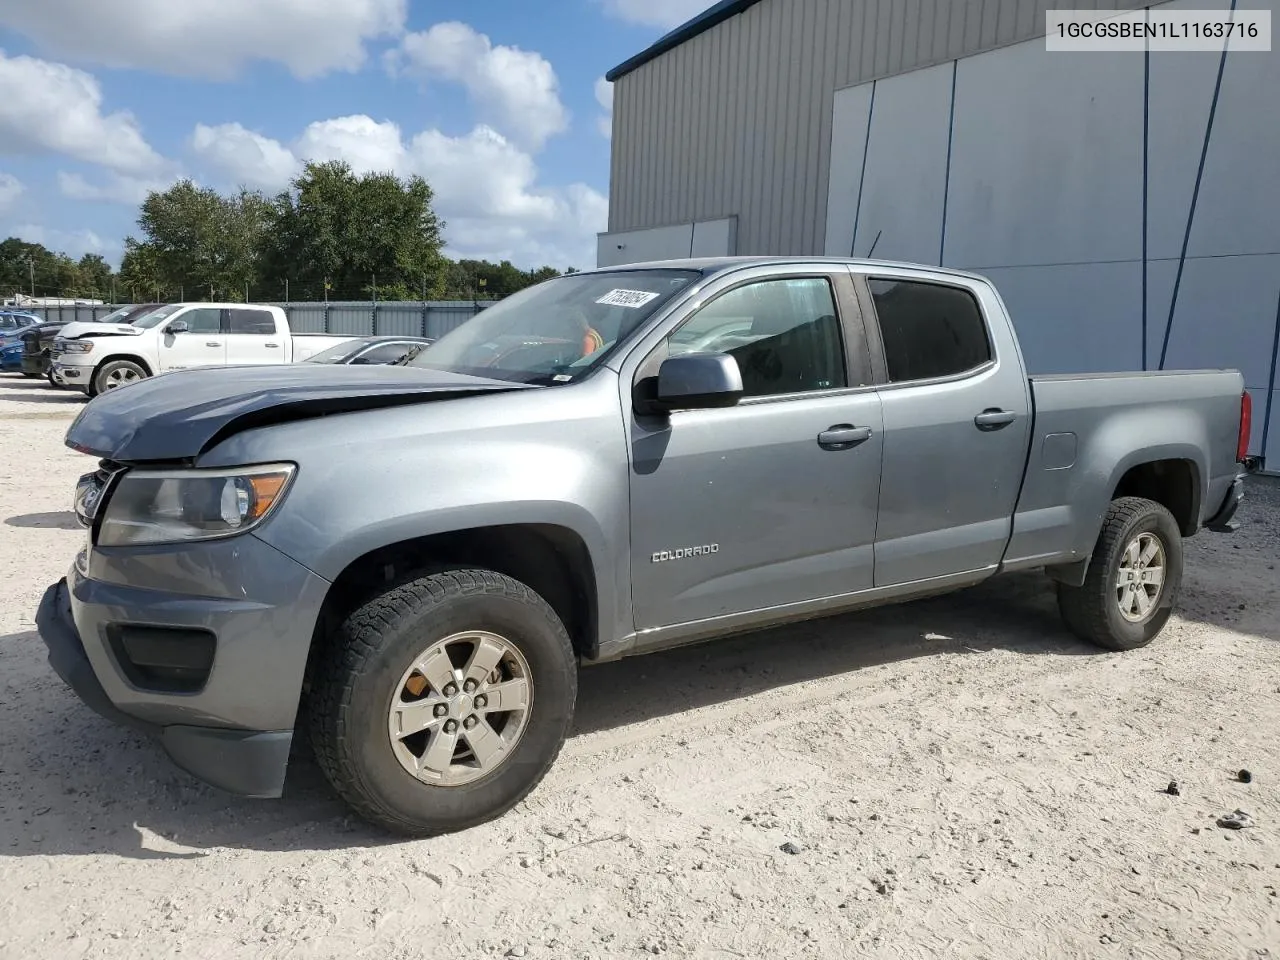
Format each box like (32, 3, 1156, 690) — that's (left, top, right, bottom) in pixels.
(65, 364, 535, 462)
(57, 320, 145, 339)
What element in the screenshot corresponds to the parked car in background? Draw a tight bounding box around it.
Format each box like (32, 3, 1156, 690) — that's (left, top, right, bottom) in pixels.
(36, 257, 1250, 836)
(50, 302, 356, 396)
(23, 305, 164, 387)
(5, 321, 66, 378)
(0, 337, 25, 373)
(0, 311, 40, 339)
(22, 324, 69, 385)
(303, 336, 435, 366)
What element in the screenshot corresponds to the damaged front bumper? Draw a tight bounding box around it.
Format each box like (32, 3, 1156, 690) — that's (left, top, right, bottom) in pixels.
(36, 578, 295, 798)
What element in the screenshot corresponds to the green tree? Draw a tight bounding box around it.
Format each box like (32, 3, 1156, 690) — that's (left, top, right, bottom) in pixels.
(117, 239, 165, 302)
(133, 179, 269, 301)
(263, 160, 447, 301)
(75, 254, 114, 299)
(0, 237, 105, 300)
(441, 258, 563, 299)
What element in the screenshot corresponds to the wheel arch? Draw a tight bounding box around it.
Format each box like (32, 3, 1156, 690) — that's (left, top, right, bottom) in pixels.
(91, 353, 154, 389)
(313, 522, 602, 664)
(1110, 457, 1201, 537)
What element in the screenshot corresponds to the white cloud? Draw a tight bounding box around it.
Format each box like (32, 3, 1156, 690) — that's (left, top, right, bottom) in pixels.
(188, 117, 605, 269)
(0, 172, 22, 211)
(601, 0, 711, 29)
(392, 22, 568, 151)
(594, 77, 613, 140)
(190, 123, 301, 191)
(0, 0, 406, 80)
(58, 171, 173, 205)
(295, 116, 407, 177)
(595, 77, 614, 112)
(0, 51, 168, 177)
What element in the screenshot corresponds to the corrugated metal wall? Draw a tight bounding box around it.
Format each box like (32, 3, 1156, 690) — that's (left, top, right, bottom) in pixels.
(609, 0, 1148, 256)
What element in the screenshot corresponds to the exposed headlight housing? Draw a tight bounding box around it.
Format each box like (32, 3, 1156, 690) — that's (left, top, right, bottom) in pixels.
(58, 339, 95, 354)
(96, 463, 296, 546)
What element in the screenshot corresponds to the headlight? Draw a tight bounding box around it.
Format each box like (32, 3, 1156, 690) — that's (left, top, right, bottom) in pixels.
(59, 340, 95, 354)
(97, 464, 296, 547)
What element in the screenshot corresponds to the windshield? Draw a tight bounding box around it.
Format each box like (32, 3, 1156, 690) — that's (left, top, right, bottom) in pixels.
(305, 339, 371, 364)
(95, 306, 135, 325)
(130, 304, 185, 329)
(407, 269, 699, 384)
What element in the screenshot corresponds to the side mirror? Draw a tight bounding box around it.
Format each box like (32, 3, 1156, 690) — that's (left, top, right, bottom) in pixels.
(652, 352, 743, 412)
(166, 320, 188, 335)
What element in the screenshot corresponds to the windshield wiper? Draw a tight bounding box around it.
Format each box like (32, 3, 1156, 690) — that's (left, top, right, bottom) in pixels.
(392, 345, 428, 366)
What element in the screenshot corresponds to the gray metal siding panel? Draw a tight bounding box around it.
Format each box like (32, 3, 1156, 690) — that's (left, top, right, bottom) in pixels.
(607, 0, 1148, 255)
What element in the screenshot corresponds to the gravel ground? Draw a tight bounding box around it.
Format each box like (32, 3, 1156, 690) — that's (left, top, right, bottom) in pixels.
(0, 372, 1278, 960)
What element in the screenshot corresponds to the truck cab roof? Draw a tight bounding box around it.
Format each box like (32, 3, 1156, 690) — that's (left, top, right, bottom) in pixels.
(584, 255, 994, 284)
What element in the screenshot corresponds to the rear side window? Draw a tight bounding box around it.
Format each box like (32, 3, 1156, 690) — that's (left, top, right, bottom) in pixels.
(228, 309, 277, 335)
(868, 278, 991, 382)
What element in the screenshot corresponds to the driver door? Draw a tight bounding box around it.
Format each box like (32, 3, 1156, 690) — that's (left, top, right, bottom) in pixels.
(159, 307, 225, 372)
(624, 266, 884, 633)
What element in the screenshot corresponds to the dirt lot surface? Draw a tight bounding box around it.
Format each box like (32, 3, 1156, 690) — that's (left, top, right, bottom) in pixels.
(0, 373, 1277, 960)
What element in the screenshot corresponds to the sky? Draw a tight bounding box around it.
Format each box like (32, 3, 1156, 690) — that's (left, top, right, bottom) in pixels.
(0, 0, 713, 272)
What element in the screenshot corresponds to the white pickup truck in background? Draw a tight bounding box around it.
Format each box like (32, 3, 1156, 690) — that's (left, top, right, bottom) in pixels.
(51, 302, 356, 396)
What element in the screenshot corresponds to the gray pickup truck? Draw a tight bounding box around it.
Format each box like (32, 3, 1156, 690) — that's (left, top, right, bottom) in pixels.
(37, 256, 1251, 836)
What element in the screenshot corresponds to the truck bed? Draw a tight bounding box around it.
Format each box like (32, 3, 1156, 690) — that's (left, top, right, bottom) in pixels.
(1003, 368, 1246, 570)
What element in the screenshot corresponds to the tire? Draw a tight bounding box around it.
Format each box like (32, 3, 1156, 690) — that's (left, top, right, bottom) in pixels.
(93, 359, 147, 395)
(308, 568, 578, 837)
(1057, 497, 1184, 651)
(21, 370, 39, 379)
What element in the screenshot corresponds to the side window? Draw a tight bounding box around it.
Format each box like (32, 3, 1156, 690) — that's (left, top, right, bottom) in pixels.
(669, 277, 847, 398)
(227, 309, 277, 335)
(175, 308, 222, 334)
(355, 342, 415, 364)
(867, 278, 992, 382)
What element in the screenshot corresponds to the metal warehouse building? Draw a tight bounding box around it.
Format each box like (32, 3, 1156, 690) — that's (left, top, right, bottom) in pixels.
(598, 0, 1279, 467)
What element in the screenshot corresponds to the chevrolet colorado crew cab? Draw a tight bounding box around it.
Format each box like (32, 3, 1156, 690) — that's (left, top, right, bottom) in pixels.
(50, 302, 354, 396)
(36, 257, 1251, 837)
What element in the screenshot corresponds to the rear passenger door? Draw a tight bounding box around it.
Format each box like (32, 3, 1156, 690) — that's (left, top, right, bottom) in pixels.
(857, 271, 1031, 586)
(225, 307, 285, 366)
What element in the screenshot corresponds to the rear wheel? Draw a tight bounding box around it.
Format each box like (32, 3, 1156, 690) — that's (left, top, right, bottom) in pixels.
(308, 568, 577, 837)
(93, 359, 147, 395)
(1057, 497, 1183, 651)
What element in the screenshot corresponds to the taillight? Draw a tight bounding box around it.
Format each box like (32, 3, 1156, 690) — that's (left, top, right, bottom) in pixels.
(1237, 390, 1252, 463)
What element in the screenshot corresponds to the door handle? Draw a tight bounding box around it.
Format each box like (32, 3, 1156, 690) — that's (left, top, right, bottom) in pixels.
(974, 408, 1017, 430)
(265, 342, 279, 348)
(206, 341, 222, 347)
(817, 424, 873, 451)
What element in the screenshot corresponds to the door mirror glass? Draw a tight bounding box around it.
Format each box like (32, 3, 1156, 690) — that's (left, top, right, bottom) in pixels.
(653, 353, 743, 411)
(166, 319, 188, 335)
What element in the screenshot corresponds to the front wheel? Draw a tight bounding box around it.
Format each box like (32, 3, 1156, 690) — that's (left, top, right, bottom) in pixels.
(308, 568, 578, 837)
(93, 359, 147, 395)
(1057, 497, 1184, 651)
